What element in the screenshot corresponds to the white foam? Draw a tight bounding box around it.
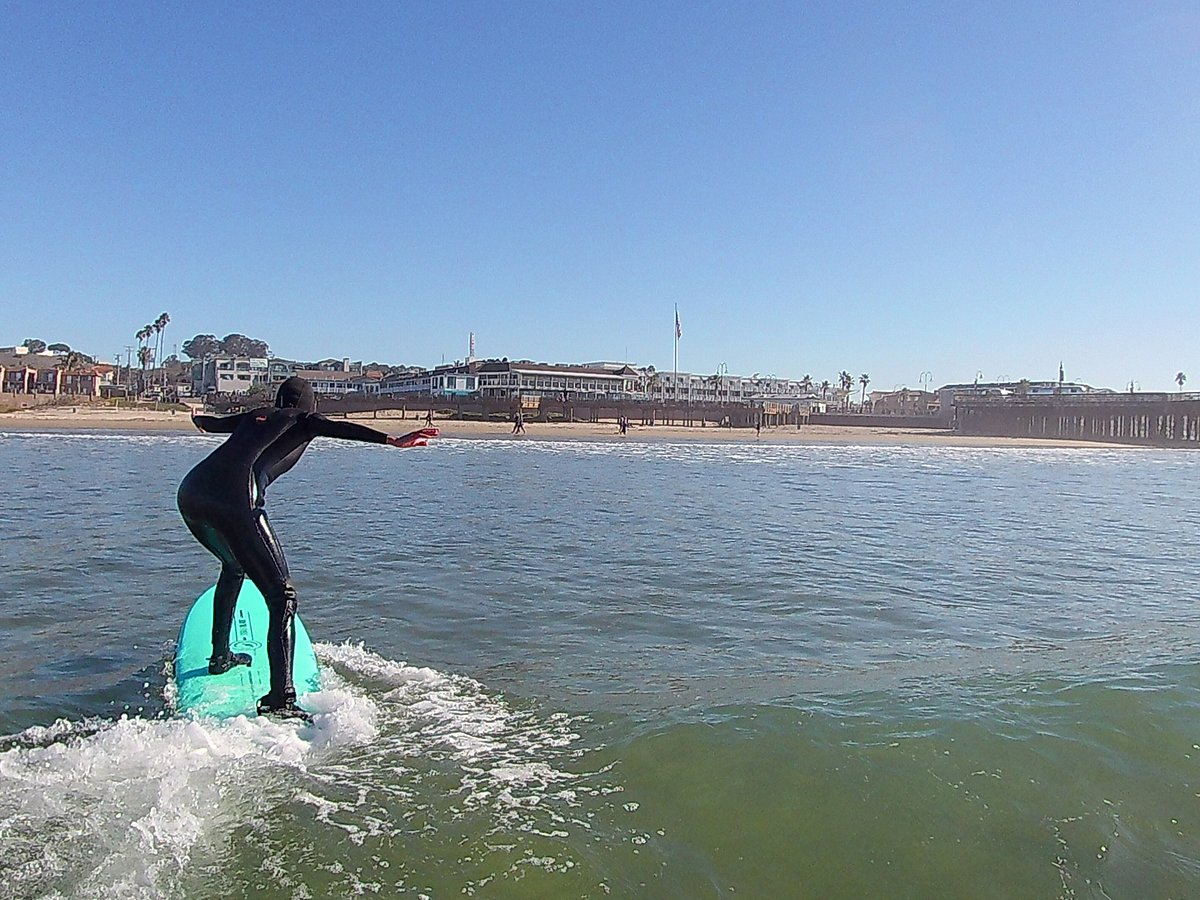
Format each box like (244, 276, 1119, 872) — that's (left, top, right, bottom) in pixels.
(0, 675, 378, 897)
(1, 644, 592, 897)
(316, 642, 585, 809)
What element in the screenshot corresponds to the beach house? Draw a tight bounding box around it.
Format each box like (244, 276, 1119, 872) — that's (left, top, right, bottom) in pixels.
(0, 347, 102, 398)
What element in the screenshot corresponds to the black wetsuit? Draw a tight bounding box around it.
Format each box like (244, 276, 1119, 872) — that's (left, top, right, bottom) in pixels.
(178, 405, 389, 712)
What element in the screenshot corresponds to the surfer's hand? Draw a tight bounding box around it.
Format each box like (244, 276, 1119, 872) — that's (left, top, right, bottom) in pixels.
(389, 428, 438, 448)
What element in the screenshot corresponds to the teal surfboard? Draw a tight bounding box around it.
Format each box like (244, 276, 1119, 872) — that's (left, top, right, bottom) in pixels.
(174, 581, 321, 718)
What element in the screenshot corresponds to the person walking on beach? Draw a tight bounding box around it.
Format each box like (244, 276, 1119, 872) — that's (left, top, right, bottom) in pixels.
(425, 409, 433, 427)
(178, 376, 436, 720)
(512, 410, 525, 435)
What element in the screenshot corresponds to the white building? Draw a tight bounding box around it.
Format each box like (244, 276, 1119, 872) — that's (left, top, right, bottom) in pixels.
(379, 365, 479, 397)
(935, 380, 1112, 413)
(474, 360, 642, 400)
(649, 370, 807, 404)
(291, 369, 371, 396)
(193, 356, 270, 395)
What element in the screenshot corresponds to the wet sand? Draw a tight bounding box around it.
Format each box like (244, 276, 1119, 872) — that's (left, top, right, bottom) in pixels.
(0, 404, 1127, 448)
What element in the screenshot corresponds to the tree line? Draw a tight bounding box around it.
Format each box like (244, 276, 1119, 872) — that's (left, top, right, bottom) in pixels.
(14, 338, 96, 372)
(181, 333, 270, 360)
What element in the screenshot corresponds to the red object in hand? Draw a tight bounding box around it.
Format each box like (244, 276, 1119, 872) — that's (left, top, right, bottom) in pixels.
(388, 427, 439, 448)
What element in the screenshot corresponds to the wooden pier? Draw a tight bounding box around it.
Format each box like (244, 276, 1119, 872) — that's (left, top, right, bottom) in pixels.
(956, 394, 1200, 447)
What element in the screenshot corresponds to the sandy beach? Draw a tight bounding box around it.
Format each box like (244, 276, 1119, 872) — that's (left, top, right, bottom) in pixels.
(0, 403, 1129, 448)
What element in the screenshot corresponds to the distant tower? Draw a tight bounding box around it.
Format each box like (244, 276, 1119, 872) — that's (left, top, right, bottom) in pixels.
(469, 332, 476, 362)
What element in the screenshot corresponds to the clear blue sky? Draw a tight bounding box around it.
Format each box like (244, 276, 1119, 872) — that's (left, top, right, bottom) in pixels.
(3, 1, 1197, 391)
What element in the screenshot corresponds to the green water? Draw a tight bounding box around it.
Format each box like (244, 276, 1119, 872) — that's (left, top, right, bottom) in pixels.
(2, 433, 1200, 897)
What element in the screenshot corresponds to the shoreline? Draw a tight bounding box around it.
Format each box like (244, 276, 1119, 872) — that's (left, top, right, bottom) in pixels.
(0, 405, 1134, 448)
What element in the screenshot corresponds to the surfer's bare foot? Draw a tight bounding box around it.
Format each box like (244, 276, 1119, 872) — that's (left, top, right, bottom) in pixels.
(208, 651, 252, 675)
(257, 693, 314, 724)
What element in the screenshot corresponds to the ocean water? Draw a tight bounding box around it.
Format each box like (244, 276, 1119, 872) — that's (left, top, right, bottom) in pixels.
(2, 430, 1200, 898)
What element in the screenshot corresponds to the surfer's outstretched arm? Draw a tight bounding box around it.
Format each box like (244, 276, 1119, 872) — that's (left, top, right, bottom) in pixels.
(192, 411, 250, 433)
(305, 414, 438, 447)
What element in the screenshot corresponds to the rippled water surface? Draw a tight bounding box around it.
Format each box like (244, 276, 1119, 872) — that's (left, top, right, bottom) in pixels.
(2, 431, 1200, 897)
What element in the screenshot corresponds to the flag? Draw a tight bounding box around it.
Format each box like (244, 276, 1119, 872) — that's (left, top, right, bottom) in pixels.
(675, 307, 682, 340)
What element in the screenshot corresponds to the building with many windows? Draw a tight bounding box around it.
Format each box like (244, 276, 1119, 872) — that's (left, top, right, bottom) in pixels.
(0, 348, 104, 397)
(379, 365, 479, 398)
(868, 388, 937, 416)
(474, 360, 643, 400)
(376, 359, 641, 400)
(292, 369, 366, 396)
(192, 356, 270, 395)
(182, 346, 836, 410)
(934, 380, 1113, 416)
(191, 355, 378, 397)
(647, 370, 808, 405)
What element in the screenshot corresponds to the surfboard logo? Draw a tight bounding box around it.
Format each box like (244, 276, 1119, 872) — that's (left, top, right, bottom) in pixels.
(231, 609, 263, 651)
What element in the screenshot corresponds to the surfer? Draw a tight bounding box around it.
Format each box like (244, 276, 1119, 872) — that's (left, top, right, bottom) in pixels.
(178, 376, 436, 720)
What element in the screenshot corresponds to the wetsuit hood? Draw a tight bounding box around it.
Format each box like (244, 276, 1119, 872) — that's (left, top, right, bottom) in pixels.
(275, 377, 316, 412)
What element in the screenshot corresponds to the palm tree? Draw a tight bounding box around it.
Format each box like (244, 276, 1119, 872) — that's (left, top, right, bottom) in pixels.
(859, 373, 871, 408)
(839, 371, 853, 410)
(800, 374, 813, 395)
(151, 320, 162, 389)
(1177, 372, 1187, 393)
(135, 325, 153, 392)
(642, 370, 661, 402)
(153, 312, 170, 388)
(706, 371, 720, 403)
(137, 345, 152, 391)
(820, 379, 831, 399)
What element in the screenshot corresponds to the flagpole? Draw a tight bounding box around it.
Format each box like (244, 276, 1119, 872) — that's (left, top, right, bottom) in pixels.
(673, 305, 678, 407)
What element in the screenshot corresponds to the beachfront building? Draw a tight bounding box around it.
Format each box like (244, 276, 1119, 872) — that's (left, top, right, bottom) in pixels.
(378, 364, 479, 398)
(869, 388, 937, 416)
(0, 348, 103, 397)
(647, 370, 807, 405)
(474, 360, 643, 400)
(268, 358, 299, 386)
(192, 355, 270, 396)
(935, 380, 1113, 416)
(291, 368, 382, 396)
(372, 359, 811, 405)
(191, 353, 416, 398)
